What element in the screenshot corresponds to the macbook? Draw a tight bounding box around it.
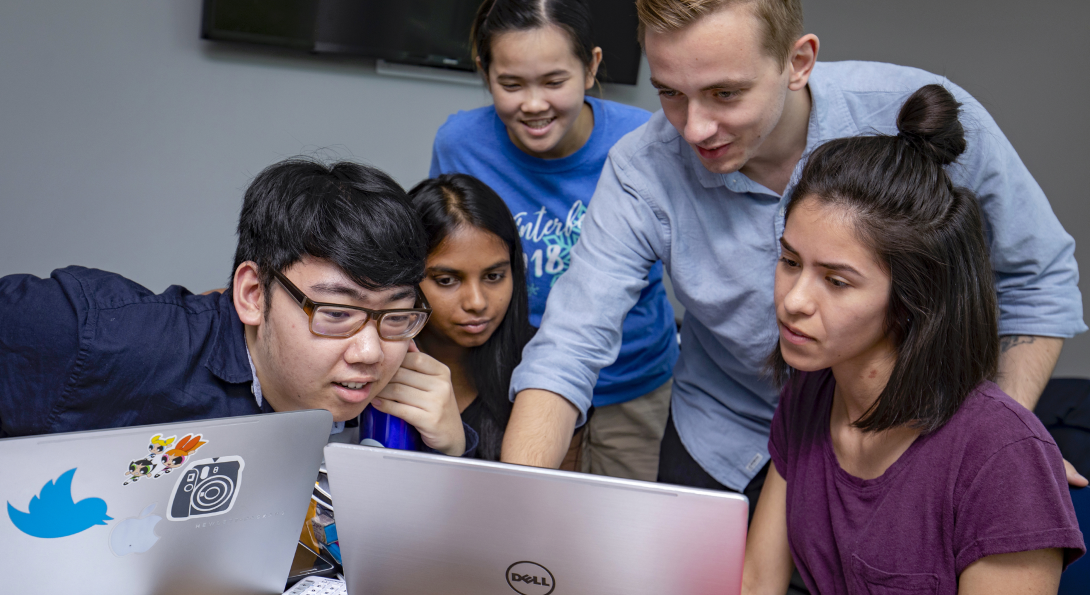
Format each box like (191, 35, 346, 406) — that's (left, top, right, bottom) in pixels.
(0, 410, 332, 594)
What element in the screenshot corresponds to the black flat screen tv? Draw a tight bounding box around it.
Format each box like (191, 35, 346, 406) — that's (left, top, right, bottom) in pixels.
(201, 0, 643, 85)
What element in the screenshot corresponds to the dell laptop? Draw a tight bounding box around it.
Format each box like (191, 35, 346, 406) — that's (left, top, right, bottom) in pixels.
(324, 443, 749, 595)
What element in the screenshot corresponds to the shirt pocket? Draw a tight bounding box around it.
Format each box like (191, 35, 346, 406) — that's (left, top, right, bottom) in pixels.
(851, 554, 940, 595)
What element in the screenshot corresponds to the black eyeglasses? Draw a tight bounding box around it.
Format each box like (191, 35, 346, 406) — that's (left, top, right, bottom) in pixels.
(271, 270, 431, 340)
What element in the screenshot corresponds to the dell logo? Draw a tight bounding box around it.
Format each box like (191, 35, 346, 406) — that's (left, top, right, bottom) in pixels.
(506, 561, 555, 595)
(511, 573, 549, 585)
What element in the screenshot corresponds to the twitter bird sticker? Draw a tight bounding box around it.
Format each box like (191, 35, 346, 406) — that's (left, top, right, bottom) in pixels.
(7, 468, 112, 538)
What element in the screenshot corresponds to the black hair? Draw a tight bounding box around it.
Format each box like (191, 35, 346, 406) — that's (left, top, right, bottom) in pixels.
(770, 84, 999, 434)
(472, 0, 598, 82)
(230, 158, 427, 314)
(408, 174, 534, 461)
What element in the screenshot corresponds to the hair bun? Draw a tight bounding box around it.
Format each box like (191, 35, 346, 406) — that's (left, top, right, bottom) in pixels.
(895, 84, 967, 166)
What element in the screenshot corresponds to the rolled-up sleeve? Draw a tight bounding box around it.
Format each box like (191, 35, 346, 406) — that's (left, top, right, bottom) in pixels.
(952, 89, 1086, 338)
(509, 152, 668, 426)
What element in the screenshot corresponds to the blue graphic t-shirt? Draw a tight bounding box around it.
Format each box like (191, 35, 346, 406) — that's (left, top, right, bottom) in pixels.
(430, 97, 678, 406)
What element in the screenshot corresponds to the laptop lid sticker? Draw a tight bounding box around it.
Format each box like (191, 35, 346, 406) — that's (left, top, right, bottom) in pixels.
(148, 434, 176, 457)
(166, 456, 245, 521)
(123, 456, 158, 485)
(153, 434, 207, 479)
(123, 433, 207, 485)
(6, 468, 112, 538)
(109, 502, 163, 556)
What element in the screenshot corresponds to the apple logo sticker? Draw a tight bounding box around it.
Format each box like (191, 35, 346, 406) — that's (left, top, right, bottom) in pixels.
(109, 503, 162, 556)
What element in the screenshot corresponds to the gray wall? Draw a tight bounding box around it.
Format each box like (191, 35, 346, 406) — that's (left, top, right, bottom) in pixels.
(805, 0, 1090, 376)
(0, 1, 1085, 375)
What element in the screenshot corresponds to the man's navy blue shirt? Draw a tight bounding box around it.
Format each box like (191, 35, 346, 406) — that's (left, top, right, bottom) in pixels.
(0, 266, 477, 456)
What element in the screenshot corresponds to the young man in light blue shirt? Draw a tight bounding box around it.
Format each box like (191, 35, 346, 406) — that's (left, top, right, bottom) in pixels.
(500, 0, 1086, 494)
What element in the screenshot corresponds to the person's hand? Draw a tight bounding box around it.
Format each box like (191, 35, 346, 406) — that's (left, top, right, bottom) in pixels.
(1064, 458, 1088, 488)
(372, 341, 465, 456)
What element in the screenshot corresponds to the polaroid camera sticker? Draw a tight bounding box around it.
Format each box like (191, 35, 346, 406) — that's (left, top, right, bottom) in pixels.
(166, 456, 245, 521)
(7, 468, 112, 538)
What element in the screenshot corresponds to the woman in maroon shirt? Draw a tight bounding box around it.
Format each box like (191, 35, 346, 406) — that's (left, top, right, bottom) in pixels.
(742, 85, 1084, 594)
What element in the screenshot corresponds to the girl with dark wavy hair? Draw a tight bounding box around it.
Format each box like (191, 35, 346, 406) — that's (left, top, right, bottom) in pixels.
(408, 174, 535, 461)
(742, 85, 1084, 595)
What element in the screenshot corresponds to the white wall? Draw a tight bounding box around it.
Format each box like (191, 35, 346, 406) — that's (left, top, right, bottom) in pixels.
(0, 0, 1085, 375)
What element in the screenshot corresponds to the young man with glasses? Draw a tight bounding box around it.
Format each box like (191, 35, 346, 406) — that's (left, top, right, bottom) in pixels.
(0, 158, 471, 456)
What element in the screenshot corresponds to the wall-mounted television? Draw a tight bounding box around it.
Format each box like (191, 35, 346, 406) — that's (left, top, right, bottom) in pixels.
(201, 0, 643, 85)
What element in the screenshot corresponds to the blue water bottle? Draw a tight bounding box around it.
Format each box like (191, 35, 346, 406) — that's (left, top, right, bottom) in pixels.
(360, 404, 419, 450)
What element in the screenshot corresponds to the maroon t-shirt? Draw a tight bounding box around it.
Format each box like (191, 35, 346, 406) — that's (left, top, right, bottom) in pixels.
(769, 369, 1084, 594)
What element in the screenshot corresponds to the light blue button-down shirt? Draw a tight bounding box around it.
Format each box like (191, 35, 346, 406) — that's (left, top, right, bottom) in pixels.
(511, 61, 1086, 490)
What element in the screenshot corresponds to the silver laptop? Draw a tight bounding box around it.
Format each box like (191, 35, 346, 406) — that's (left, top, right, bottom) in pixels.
(0, 410, 332, 594)
(324, 444, 748, 595)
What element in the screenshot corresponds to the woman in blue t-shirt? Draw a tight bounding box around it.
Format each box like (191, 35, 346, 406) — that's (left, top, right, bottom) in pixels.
(429, 0, 678, 480)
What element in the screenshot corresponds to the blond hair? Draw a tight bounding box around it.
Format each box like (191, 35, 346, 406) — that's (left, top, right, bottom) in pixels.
(636, 0, 804, 68)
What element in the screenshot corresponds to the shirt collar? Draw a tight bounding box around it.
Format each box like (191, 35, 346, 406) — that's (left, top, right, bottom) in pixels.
(210, 292, 346, 435)
(243, 345, 346, 435)
(798, 62, 859, 163)
(204, 291, 255, 385)
(245, 345, 264, 408)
